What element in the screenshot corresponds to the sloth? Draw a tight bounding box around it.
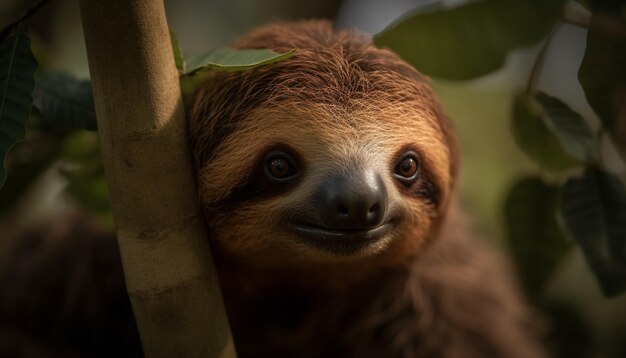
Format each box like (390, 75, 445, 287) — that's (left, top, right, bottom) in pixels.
(187, 20, 545, 357)
(0, 20, 545, 358)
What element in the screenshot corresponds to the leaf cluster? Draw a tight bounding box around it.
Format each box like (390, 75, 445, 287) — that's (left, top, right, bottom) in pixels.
(375, 0, 626, 297)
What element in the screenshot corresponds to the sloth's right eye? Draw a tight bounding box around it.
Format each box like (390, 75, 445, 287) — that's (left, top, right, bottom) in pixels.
(264, 151, 298, 181)
(268, 158, 291, 178)
(393, 151, 420, 185)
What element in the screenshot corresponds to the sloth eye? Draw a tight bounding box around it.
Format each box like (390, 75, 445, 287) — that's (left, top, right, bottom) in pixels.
(264, 151, 298, 180)
(268, 158, 291, 178)
(394, 153, 419, 181)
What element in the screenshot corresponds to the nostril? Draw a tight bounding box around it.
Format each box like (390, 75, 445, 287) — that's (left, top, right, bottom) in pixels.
(369, 203, 379, 214)
(338, 204, 349, 215)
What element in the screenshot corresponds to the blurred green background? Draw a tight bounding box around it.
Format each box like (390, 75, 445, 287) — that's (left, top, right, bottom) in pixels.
(1, 0, 625, 356)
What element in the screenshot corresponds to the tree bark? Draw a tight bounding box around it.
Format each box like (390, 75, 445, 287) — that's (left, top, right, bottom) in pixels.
(79, 0, 236, 356)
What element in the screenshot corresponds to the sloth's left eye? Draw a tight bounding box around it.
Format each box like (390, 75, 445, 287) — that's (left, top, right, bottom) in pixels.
(394, 153, 419, 181)
(264, 151, 298, 180)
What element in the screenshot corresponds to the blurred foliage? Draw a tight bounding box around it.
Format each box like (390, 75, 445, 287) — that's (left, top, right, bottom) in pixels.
(561, 167, 626, 296)
(378, 0, 626, 299)
(0, 33, 37, 188)
(375, 0, 566, 80)
(33, 71, 96, 132)
(512, 92, 594, 171)
(379, 0, 626, 356)
(504, 177, 571, 297)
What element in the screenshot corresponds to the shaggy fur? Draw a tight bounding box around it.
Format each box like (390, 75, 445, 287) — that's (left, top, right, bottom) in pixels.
(189, 21, 457, 269)
(187, 20, 546, 357)
(0, 20, 545, 357)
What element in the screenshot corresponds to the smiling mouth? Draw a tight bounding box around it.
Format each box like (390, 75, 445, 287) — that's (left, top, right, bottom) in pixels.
(291, 222, 394, 255)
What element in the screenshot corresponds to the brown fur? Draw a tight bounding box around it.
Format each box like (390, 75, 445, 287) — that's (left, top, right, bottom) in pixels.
(0, 20, 544, 358)
(188, 20, 546, 357)
(190, 21, 455, 268)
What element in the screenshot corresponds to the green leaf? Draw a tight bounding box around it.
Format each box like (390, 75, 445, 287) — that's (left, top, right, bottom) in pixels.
(33, 72, 96, 132)
(533, 92, 596, 161)
(374, 0, 566, 80)
(504, 177, 571, 296)
(170, 29, 185, 73)
(185, 48, 296, 75)
(0, 33, 37, 189)
(560, 167, 626, 296)
(512, 92, 593, 171)
(578, 16, 626, 156)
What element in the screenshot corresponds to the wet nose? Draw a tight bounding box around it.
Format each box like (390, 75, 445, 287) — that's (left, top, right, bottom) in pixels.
(318, 171, 387, 229)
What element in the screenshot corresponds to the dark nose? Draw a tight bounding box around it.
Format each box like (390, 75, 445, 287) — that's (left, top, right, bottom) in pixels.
(317, 170, 387, 229)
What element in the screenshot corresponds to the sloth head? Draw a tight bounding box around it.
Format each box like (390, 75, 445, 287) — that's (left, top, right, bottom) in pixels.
(189, 21, 458, 268)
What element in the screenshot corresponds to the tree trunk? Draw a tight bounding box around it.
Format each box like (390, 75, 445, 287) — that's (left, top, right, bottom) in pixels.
(79, 0, 236, 356)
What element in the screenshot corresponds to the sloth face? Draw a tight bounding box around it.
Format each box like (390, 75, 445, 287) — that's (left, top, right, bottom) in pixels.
(188, 22, 457, 268)
(193, 101, 453, 267)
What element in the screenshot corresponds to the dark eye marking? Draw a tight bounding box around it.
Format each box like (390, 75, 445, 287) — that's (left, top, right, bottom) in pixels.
(212, 145, 303, 212)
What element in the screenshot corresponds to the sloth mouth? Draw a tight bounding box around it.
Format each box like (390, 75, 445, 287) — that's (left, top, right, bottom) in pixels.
(291, 222, 395, 255)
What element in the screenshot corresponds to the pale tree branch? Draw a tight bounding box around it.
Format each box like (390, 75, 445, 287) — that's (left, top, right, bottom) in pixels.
(78, 0, 236, 356)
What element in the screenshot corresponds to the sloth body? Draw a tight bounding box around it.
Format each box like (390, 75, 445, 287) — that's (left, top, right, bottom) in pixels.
(0, 20, 544, 358)
(188, 21, 544, 357)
